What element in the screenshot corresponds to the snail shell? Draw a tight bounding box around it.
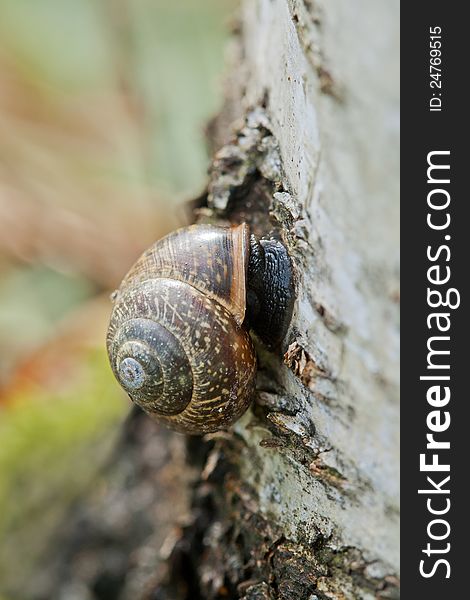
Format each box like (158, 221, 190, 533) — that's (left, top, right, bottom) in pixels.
(107, 224, 257, 434)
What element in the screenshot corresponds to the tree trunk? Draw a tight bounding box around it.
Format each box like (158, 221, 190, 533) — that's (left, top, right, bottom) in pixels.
(33, 1, 399, 599)
(156, 1, 400, 598)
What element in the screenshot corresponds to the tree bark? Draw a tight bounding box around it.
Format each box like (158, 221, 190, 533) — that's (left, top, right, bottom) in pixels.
(156, 1, 400, 598)
(32, 2, 399, 599)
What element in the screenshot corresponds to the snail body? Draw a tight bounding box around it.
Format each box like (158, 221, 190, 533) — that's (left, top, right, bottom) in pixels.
(107, 223, 294, 434)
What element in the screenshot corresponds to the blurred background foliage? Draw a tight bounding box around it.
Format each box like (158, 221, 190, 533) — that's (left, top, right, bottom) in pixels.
(0, 0, 235, 595)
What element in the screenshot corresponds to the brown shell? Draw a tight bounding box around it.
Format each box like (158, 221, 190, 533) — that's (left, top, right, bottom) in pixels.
(106, 224, 257, 434)
(119, 223, 250, 326)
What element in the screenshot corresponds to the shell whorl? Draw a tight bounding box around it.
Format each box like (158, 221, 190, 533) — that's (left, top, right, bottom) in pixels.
(119, 223, 250, 326)
(106, 224, 257, 434)
(109, 317, 193, 415)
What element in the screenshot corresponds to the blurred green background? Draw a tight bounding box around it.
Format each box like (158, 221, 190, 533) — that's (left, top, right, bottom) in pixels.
(0, 0, 235, 596)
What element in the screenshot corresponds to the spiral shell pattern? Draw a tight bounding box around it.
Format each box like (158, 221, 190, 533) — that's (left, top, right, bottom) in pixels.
(107, 224, 257, 434)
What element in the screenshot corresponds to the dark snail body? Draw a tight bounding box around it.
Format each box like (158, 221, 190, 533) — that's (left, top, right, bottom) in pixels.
(246, 235, 294, 348)
(107, 223, 293, 434)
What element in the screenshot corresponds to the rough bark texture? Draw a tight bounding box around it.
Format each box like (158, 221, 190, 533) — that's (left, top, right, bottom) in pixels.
(28, 1, 399, 599)
(155, 0, 400, 597)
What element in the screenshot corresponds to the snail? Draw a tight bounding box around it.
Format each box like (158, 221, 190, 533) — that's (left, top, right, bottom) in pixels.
(106, 223, 294, 434)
